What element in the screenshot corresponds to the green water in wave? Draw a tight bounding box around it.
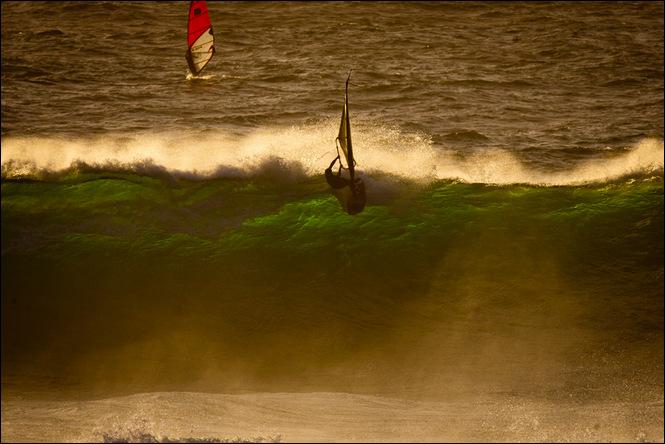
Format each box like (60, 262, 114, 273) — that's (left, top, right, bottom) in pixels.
(2, 173, 662, 263)
(1, 174, 663, 398)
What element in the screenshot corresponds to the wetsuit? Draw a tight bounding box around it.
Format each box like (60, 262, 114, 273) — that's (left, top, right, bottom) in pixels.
(325, 156, 349, 189)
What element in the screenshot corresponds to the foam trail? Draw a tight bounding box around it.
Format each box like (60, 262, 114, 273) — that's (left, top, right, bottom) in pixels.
(185, 72, 217, 81)
(1, 122, 662, 185)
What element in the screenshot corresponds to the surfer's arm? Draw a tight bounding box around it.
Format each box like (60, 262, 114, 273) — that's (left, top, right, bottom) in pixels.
(327, 155, 340, 170)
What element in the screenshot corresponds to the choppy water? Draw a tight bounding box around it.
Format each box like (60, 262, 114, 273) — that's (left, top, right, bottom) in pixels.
(2, 1, 664, 156)
(1, 1, 664, 442)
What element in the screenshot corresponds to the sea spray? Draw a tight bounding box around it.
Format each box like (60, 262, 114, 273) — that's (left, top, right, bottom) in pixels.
(2, 126, 662, 186)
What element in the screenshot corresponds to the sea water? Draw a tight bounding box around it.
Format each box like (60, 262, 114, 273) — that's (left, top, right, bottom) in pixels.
(1, 2, 663, 442)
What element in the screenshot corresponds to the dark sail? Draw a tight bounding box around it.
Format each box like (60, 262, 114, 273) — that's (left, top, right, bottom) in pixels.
(336, 74, 354, 181)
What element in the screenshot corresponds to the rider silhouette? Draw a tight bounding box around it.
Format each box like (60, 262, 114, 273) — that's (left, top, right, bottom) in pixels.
(325, 155, 366, 215)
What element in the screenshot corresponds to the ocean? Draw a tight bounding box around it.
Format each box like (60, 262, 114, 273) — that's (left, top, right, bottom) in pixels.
(1, 1, 663, 442)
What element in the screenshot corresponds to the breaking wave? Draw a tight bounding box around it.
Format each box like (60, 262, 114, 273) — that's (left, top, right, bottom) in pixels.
(1, 123, 662, 186)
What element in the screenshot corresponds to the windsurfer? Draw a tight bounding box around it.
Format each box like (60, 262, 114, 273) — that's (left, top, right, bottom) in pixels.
(186, 1, 215, 76)
(325, 155, 366, 215)
(325, 155, 348, 189)
(325, 72, 365, 215)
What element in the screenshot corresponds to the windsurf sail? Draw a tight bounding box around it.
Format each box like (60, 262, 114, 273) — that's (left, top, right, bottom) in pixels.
(186, 0, 215, 76)
(336, 73, 355, 181)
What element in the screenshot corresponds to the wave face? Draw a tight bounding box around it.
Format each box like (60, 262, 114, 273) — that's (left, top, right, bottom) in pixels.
(2, 133, 663, 401)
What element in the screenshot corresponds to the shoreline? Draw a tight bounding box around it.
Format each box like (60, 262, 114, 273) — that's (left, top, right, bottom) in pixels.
(2, 390, 663, 443)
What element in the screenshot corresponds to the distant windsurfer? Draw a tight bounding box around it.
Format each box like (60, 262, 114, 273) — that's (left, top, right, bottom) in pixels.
(186, 1, 215, 76)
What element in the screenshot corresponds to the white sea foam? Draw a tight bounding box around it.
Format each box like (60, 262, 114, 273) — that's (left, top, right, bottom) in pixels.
(1, 122, 662, 185)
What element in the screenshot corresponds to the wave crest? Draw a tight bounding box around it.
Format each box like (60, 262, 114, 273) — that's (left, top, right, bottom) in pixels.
(1, 124, 662, 186)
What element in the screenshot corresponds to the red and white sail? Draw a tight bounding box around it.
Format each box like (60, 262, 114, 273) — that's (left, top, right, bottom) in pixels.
(186, 1, 215, 76)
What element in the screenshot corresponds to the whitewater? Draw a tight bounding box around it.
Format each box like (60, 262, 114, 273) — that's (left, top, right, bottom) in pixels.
(2, 127, 663, 186)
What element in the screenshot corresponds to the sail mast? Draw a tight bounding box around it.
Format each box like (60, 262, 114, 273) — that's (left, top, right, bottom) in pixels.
(345, 73, 354, 181)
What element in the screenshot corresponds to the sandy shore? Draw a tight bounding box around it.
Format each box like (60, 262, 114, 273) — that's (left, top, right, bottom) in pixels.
(1, 391, 663, 442)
